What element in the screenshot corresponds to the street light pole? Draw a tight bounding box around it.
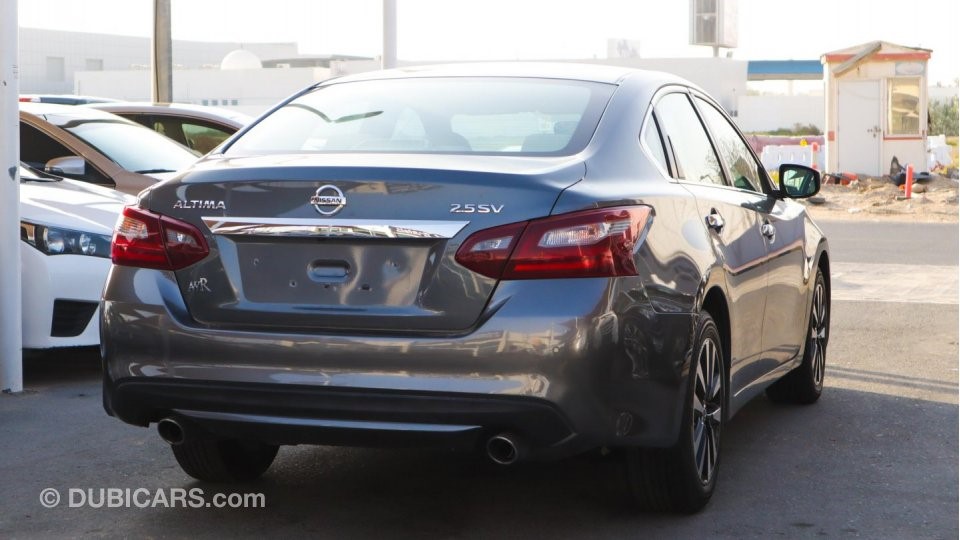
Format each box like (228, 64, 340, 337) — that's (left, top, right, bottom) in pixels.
(0, 0, 23, 394)
(382, 0, 397, 69)
(151, 0, 173, 103)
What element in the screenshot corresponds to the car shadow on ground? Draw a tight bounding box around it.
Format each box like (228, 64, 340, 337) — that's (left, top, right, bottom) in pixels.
(67, 389, 960, 537)
(2, 352, 956, 538)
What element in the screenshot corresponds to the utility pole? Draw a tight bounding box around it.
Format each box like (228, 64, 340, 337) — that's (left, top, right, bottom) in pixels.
(152, 0, 173, 103)
(0, 0, 23, 394)
(382, 0, 397, 69)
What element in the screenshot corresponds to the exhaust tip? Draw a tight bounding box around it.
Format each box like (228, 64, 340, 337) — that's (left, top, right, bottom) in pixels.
(486, 433, 520, 465)
(157, 417, 185, 446)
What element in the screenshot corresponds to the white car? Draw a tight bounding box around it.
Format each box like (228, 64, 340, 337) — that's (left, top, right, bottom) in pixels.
(19, 165, 134, 349)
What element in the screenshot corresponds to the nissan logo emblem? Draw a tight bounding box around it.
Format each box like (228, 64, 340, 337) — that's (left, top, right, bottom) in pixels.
(310, 185, 346, 216)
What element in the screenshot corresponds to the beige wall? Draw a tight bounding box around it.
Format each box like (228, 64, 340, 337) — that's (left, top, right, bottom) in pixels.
(75, 67, 330, 116)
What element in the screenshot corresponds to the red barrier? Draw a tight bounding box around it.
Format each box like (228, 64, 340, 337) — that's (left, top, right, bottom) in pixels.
(904, 164, 914, 199)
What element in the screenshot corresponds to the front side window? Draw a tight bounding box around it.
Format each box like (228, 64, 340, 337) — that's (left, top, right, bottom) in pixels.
(696, 97, 765, 193)
(19, 122, 112, 184)
(225, 77, 616, 157)
(888, 78, 921, 135)
(653, 93, 724, 186)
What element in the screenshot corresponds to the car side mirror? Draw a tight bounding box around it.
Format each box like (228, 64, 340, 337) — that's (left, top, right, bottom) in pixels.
(45, 156, 86, 177)
(778, 164, 821, 199)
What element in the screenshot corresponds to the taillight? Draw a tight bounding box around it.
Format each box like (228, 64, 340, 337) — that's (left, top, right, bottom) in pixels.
(111, 206, 209, 270)
(455, 206, 652, 280)
(454, 222, 527, 280)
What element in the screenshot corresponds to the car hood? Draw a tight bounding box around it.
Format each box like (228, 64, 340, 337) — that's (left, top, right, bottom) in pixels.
(20, 179, 135, 234)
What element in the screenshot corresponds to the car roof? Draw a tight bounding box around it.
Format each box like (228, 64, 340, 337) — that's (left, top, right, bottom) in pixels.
(324, 62, 689, 87)
(86, 102, 251, 128)
(20, 101, 134, 126)
(19, 94, 119, 105)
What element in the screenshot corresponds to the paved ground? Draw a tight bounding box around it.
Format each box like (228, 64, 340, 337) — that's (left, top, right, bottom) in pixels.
(1, 220, 957, 539)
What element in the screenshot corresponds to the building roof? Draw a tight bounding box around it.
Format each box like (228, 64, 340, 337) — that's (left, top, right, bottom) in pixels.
(822, 41, 932, 65)
(746, 60, 822, 81)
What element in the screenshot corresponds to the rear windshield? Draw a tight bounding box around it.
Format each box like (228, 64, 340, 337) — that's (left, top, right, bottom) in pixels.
(225, 77, 616, 157)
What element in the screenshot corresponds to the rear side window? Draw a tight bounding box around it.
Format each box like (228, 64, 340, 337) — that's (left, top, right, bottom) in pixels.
(225, 77, 616, 156)
(180, 122, 234, 154)
(642, 113, 670, 174)
(653, 93, 724, 186)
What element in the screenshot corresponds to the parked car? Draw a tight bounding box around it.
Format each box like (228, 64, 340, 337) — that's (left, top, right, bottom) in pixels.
(101, 63, 830, 513)
(20, 94, 119, 105)
(20, 102, 200, 195)
(19, 164, 135, 349)
(86, 103, 252, 154)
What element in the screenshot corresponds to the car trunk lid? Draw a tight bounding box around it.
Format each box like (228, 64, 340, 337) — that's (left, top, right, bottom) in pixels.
(145, 153, 584, 334)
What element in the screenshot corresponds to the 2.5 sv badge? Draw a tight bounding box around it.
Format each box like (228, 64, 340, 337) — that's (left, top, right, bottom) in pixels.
(449, 203, 504, 214)
(310, 185, 346, 216)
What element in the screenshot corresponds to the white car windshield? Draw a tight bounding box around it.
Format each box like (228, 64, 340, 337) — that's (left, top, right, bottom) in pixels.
(61, 119, 199, 173)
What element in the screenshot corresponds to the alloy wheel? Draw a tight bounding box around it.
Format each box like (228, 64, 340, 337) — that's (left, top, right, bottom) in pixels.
(809, 280, 827, 389)
(692, 335, 723, 484)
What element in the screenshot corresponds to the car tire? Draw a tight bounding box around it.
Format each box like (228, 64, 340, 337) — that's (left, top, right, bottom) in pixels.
(766, 268, 829, 405)
(171, 438, 279, 483)
(625, 311, 724, 513)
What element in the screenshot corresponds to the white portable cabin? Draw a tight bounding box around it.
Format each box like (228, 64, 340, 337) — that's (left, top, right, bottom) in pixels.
(822, 41, 931, 176)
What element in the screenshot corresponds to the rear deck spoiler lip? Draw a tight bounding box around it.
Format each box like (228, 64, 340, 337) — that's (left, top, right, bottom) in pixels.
(201, 216, 470, 239)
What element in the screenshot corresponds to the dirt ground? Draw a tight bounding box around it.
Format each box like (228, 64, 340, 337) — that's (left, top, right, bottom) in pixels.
(802, 174, 959, 223)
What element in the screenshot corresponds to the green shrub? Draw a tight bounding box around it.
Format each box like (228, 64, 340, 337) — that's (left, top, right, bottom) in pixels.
(754, 123, 823, 136)
(929, 97, 959, 137)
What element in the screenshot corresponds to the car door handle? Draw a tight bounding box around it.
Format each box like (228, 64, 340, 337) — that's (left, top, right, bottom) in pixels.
(760, 221, 776, 240)
(705, 209, 724, 233)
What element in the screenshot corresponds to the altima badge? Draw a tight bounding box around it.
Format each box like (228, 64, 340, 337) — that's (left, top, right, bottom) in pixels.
(310, 185, 346, 216)
(173, 199, 226, 210)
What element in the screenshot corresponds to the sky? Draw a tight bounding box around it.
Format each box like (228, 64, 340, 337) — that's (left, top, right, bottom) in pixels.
(16, 0, 960, 84)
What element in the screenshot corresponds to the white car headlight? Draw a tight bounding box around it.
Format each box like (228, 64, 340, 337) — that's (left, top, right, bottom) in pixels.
(20, 221, 111, 258)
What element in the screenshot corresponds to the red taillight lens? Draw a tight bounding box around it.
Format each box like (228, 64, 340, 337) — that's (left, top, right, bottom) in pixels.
(111, 206, 209, 270)
(455, 206, 652, 280)
(454, 222, 527, 279)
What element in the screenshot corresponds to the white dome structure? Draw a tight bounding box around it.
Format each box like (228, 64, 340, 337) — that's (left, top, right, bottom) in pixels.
(220, 49, 262, 70)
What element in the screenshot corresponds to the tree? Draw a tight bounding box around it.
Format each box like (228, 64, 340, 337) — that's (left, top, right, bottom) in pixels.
(929, 96, 959, 136)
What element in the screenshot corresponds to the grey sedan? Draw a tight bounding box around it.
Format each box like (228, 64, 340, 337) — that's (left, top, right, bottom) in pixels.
(101, 63, 830, 513)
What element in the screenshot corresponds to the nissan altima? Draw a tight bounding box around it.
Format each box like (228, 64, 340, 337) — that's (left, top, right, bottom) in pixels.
(101, 63, 830, 513)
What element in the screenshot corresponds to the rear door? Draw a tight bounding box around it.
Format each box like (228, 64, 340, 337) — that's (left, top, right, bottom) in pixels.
(693, 95, 809, 365)
(650, 90, 772, 389)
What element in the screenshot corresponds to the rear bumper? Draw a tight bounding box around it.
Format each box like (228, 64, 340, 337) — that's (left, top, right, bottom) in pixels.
(102, 267, 696, 457)
(106, 379, 582, 456)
